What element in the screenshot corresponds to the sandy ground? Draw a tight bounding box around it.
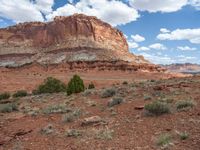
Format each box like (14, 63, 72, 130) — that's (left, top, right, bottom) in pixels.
(0, 76, 200, 150)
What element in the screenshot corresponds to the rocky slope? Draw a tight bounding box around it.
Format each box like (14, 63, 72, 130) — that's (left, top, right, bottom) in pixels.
(0, 14, 148, 67)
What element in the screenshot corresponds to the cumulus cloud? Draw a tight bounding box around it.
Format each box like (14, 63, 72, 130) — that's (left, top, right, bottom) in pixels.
(188, 0, 200, 10)
(131, 34, 145, 42)
(129, 0, 188, 13)
(46, 0, 139, 26)
(157, 28, 200, 44)
(34, 0, 54, 15)
(128, 41, 139, 49)
(139, 52, 175, 64)
(149, 43, 167, 50)
(0, 0, 45, 22)
(177, 46, 197, 51)
(160, 28, 170, 33)
(137, 47, 150, 51)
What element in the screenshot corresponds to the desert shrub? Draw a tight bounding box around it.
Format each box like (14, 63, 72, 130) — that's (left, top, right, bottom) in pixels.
(40, 124, 54, 135)
(101, 88, 116, 98)
(0, 103, 18, 113)
(0, 92, 10, 100)
(122, 81, 128, 85)
(62, 109, 81, 123)
(179, 132, 189, 140)
(176, 100, 194, 111)
(96, 129, 114, 140)
(157, 134, 172, 146)
(107, 97, 123, 107)
(88, 82, 95, 89)
(34, 77, 66, 94)
(13, 90, 27, 98)
(66, 129, 82, 138)
(43, 104, 72, 114)
(144, 101, 170, 116)
(67, 75, 85, 95)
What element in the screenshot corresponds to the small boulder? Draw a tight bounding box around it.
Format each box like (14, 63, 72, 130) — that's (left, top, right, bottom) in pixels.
(81, 116, 103, 126)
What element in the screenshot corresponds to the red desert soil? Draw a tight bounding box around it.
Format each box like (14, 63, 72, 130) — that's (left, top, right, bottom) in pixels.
(0, 74, 199, 150)
(0, 62, 185, 93)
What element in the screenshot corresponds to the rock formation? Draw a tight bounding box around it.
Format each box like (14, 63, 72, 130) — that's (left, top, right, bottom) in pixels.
(0, 14, 148, 67)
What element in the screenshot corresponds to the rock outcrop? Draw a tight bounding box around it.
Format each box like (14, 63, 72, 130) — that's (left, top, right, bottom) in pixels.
(0, 14, 148, 67)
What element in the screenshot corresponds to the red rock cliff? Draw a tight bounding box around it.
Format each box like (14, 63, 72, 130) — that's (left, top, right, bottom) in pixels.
(0, 14, 148, 66)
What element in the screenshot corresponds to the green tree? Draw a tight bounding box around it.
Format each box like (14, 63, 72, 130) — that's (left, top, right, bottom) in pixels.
(67, 75, 85, 95)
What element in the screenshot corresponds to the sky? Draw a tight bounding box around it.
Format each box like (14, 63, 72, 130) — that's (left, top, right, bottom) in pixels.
(0, 0, 200, 64)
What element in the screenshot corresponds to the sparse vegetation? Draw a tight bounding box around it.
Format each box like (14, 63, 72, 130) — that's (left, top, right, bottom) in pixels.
(176, 100, 194, 111)
(0, 92, 10, 100)
(67, 75, 85, 95)
(40, 124, 54, 135)
(88, 82, 95, 89)
(107, 97, 123, 107)
(144, 101, 170, 116)
(101, 88, 116, 98)
(43, 104, 71, 114)
(179, 132, 189, 140)
(157, 134, 172, 147)
(96, 129, 114, 140)
(62, 109, 81, 123)
(122, 81, 128, 85)
(34, 77, 66, 95)
(0, 103, 18, 113)
(13, 90, 27, 98)
(66, 129, 82, 138)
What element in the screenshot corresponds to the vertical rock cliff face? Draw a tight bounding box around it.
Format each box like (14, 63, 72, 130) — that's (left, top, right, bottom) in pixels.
(0, 14, 148, 67)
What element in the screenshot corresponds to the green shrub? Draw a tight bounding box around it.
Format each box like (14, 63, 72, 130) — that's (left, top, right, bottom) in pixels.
(122, 81, 128, 85)
(101, 88, 116, 98)
(0, 103, 18, 113)
(34, 77, 66, 94)
(176, 100, 194, 111)
(13, 90, 27, 98)
(67, 75, 85, 95)
(145, 101, 170, 116)
(0, 92, 10, 100)
(179, 132, 189, 140)
(88, 82, 95, 89)
(157, 134, 172, 146)
(107, 97, 123, 107)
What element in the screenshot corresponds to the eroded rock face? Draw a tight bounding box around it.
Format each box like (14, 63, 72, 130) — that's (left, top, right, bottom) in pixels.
(0, 14, 148, 67)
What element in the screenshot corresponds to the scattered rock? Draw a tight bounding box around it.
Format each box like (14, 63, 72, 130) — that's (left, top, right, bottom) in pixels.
(134, 106, 144, 110)
(81, 116, 103, 126)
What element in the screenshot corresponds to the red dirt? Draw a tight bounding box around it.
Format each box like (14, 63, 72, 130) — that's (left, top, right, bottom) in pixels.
(0, 75, 199, 150)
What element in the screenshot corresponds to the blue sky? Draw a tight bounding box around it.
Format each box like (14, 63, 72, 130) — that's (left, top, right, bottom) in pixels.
(0, 0, 200, 64)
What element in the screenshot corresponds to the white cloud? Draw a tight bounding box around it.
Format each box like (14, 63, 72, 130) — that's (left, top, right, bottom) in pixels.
(188, 0, 200, 10)
(177, 46, 197, 51)
(0, 0, 45, 22)
(34, 0, 54, 15)
(46, 0, 139, 26)
(160, 28, 170, 33)
(128, 41, 139, 49)
(177, 55, 197, 62)
(157, 28, 200, 44)
(131, 34, 145, 42)
(149, 43, 167, 50)
(138, 46, 150, 51)
(139, 52, 175, 64)
(129, 0, 187, 13)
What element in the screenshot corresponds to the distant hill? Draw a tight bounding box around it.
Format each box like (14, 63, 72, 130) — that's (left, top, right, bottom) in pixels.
(162, 63, 200, 74)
